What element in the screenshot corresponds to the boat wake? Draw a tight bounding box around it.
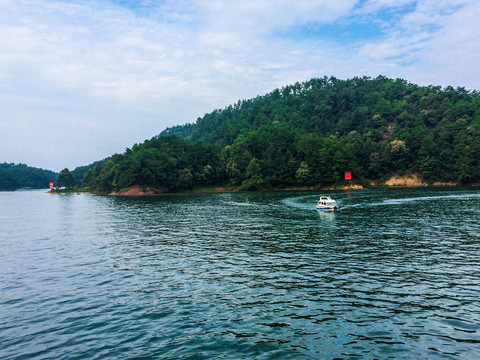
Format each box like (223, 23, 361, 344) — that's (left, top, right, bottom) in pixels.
(281, 192, 480, 212)
(281, 195, 322, 211)
(371, 193, 480, 207)
(340, 193, 480, 210)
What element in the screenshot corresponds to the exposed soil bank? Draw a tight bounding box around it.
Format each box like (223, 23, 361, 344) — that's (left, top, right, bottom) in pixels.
(384, 174, 459, 187)
(108, 186, 162, 196)
(384, 174, 426, 187)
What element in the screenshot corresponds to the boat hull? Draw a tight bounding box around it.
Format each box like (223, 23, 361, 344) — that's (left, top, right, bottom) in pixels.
(316, 206, 337, 212)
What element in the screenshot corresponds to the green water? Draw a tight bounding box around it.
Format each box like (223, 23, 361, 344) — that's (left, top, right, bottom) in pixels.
(1, 187, 479, 359)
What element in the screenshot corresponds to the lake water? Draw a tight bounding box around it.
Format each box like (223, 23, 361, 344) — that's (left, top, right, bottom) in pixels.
(1, 187, 480, 359)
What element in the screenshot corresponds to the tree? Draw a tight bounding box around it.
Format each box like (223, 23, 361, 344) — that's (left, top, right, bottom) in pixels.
(178, 168, 194, 190)
(418, 156, 439, 184)
(387, 139, 410, 173)
(295, 161, 311, 185)
(241, 158, 263, 190)
(57, 168, 75, 189)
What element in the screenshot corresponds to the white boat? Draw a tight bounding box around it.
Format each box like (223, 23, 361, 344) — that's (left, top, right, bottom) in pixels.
(316, 196, 338, 211)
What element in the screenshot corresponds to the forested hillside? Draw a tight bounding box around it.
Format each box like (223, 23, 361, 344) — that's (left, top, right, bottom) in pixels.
(82, 136, 222, 193)
(0, 163, 57, 191)
(81, 76, 480, 192)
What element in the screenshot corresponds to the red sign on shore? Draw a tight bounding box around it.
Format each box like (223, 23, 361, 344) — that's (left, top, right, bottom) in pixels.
(49, 182, 54, 189)
(345, 172, 351, 180)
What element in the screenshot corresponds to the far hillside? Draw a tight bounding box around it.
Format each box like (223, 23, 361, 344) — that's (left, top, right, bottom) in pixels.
(0, 163, 57, 191)
(80, 76, 480, 193)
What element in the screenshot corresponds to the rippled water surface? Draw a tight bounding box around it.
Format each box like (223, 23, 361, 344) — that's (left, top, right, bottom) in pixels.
(1, 187, 480, 359)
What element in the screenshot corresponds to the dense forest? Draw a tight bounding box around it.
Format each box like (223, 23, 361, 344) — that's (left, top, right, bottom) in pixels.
(81, 136, 222, 193)
(0, 163, 57, 191)
(79, 75, 480, 192)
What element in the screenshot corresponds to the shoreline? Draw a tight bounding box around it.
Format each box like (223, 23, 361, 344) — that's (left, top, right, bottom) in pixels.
(48, 174, 478, 196)
(47, 182, 473, 196)
(102, 182, 465, 196)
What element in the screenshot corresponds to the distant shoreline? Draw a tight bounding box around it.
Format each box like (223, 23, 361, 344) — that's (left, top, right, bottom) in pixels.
(46, 174, 478, 196)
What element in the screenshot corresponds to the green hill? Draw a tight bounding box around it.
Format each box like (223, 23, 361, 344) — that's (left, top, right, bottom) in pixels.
(0, 163, 57, 191)
(81, 75, 480, 192)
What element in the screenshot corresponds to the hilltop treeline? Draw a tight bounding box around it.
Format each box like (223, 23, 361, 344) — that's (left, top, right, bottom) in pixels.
(80, 76, 480, 192)
(0, 163, 57, 191)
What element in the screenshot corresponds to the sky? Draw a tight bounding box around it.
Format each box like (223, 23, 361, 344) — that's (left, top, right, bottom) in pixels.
(1, 0, 479, 172)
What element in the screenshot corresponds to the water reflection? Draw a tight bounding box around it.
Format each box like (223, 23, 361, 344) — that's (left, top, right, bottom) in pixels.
(98, 188, 480, 358)
(1, 188, 480, 359)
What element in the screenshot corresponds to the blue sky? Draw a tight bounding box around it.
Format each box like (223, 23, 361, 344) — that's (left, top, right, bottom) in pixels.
(1, 0, 479, 172)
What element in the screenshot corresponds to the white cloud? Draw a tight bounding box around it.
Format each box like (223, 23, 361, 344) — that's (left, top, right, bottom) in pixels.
(350, 0, 479, 86)
(0, 0, 479, 171)
(197, 0, 357, 29)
